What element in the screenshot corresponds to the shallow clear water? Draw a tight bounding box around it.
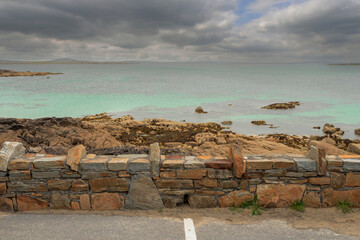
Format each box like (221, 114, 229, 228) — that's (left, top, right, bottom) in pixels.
(0, 62, 359, 139)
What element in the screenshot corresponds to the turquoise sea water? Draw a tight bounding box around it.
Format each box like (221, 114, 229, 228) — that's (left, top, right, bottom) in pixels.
(0, 62, 359, 139)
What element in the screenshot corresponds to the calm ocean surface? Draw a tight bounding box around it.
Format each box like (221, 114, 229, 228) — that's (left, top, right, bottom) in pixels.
(0, 62, 359, 139)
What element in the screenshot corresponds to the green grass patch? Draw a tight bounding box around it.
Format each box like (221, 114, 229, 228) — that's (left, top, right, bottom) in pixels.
(337, 200, 353, 214)
(227, 195, 264, 216)
(290, 201, 306, 212)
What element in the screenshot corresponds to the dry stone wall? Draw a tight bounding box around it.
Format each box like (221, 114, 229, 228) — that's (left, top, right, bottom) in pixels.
(1, 142, 360, 211)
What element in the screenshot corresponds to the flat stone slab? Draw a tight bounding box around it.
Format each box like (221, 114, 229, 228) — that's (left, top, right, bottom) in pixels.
(293, 158, 316, 171)
(80, 157, 108, 171)
(128, 158, 150, 173)
(343, 158, 360, 172)
(184, 156, 206, 169)
(162, 160, 184, 169)
(8, 158, 32, 170)
(117, 154, 148, 159)
(107, 158, 129, 171)
(32, 170, 61, 179)
(246, 159, 274, 170)
(205, 160, 232, 169)
(33, 156, 66, 169)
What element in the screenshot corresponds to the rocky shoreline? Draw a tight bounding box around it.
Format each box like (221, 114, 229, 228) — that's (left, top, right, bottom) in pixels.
(0, 113, 359, 157)
(0, 69, 62, 77)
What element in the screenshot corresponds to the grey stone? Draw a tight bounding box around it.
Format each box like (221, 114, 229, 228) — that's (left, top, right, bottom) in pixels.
(343, 159, 360, 172)
(31, 170, 61, 179)
(33, 156, 66, 169)
(0, 142, 25, 171)
(0, 172, 7, 177)
(184, 156, 206, 169)
(79, 158, 108, 171)
(149, 143, 160, 177)
(264, 169, 285, 177)
(8, 181, 47, 192)
(50, 193, 71, 209)
(81, 171, 117, 179)
(128, 159, 150, 174)
(107, 158, 129, 171)
(159, 189, 194, 196)
(208, 169, 233, 179)
(9, 171, 31, 181)
(61, 170, 82, 178)
(125, 175, 164, 209)
(294, 158, 316, 171)
(285, 172, 304, 178)
(165, 197, 183, 208)
(188, 195, 217, 208)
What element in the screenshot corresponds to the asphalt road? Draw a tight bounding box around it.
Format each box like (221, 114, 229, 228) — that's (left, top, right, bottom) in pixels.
(0, 213, 357, 240)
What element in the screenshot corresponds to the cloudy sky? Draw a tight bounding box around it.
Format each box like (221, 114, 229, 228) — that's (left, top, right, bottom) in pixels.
(0, 0, 359, 62)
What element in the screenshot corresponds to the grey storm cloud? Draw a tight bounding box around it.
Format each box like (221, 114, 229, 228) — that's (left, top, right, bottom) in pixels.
(0, 0, 359, 62)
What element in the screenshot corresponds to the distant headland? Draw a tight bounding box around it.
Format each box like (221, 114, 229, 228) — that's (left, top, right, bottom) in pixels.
(0, 58, 135, 64)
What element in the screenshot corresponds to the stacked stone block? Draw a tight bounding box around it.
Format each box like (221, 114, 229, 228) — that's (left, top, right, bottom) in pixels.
(0, 142, 360, 211)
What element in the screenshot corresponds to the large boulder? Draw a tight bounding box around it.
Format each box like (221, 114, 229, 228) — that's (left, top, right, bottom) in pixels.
(125, 175, 164, 209)
(348, 143, 360, 154)
(309, 140, 344, 155)
(0, 142, 25, 171)
(66, 145, 86, 172)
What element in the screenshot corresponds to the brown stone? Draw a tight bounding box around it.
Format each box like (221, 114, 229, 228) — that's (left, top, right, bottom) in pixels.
(308, 177, 330, 185)
(257, 184, 305, 207)
(9, 170, 31, 181)
(162, 160, 184, 169)
(219, 190, 253, 207)
(322, 188, 360, 207)
(89, 177, 129, 192)
(33, 156, 66, 169)
(188, 195, 217, 208)
(246, 159, 274, 170)
(273, 159, 295, 169)
(345, 173, 360, 187)
(327, 159, 343, 167)
(205, 160, 232, 169)
(155, 179, 193, 189)
(80, 194, 91, 210)
(194, 178, 218, 188)
(66, 145, 86, 172)
(8, 158, 32, 170)
(302, 192, 321, 208)
(330, 172, 345, 188)
(289, 179, 308, 184)
(239, 181, 248, 190)
(197, 156, 212, 160)
(160, 171, 176, 179)
(177, 169, 207, 179)
(165, 155, 184, 160)
(0, 197, 13, 211)
(72, 179, 89, 191)
(220, 180, 238, 188)
(244, 172, 263, 179)
(91, 193, 121, 210)
(48, 179, 72, 191)
(307, 186, 321, 191)
(50, 193, 71, 209)
(71, 201, 81, 210)
(118, 171, 130, 178)
(229, 145, 246, 178)
(0, 183, 6, 194)
(107, 157, 128, 171)
(17, 195, 48, 211)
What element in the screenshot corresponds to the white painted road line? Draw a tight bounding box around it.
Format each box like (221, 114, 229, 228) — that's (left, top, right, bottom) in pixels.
(184, 218, 197, 240)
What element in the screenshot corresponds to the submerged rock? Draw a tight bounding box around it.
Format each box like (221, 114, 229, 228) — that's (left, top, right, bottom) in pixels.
(221, 121, 232, 125)
(0, 69, 62, 77)
(251, 120, 267, 125)
(195, 106, 207, 113)
(261, 101, 300, 110)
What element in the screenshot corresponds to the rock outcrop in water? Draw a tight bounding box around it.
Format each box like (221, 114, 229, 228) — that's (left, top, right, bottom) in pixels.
(0, 69, 62, 77)
(195, 106, 207, 113)
(355, 129, 360, 136)
(261, 101, 300, 110)
(0, 113, 313, 157)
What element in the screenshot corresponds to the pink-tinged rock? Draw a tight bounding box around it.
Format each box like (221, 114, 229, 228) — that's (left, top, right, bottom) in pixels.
(228, 145, 246, 178)
(0, 197, 13, 211)
(219, 190, 253, 208)
(257, 184, 305, 207)
(205, 160, 232, 169)
(91, 193, 121, 210)
(17, 195, 49, 211)
(80, 194, 91, 210)
(71, 202, 81, 210)
(302, 192, 321, 208)
(66, 145, 86, 172)
(322, 188, 360, 207)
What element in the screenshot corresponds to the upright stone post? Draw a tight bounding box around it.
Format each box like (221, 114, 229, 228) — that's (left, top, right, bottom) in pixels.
(66, 145, 86, 172)
(0, 142, 25, 172)
(228, 144, 246, 178)
(309, 146, 326, 176)
(149, 142, 161, 178)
